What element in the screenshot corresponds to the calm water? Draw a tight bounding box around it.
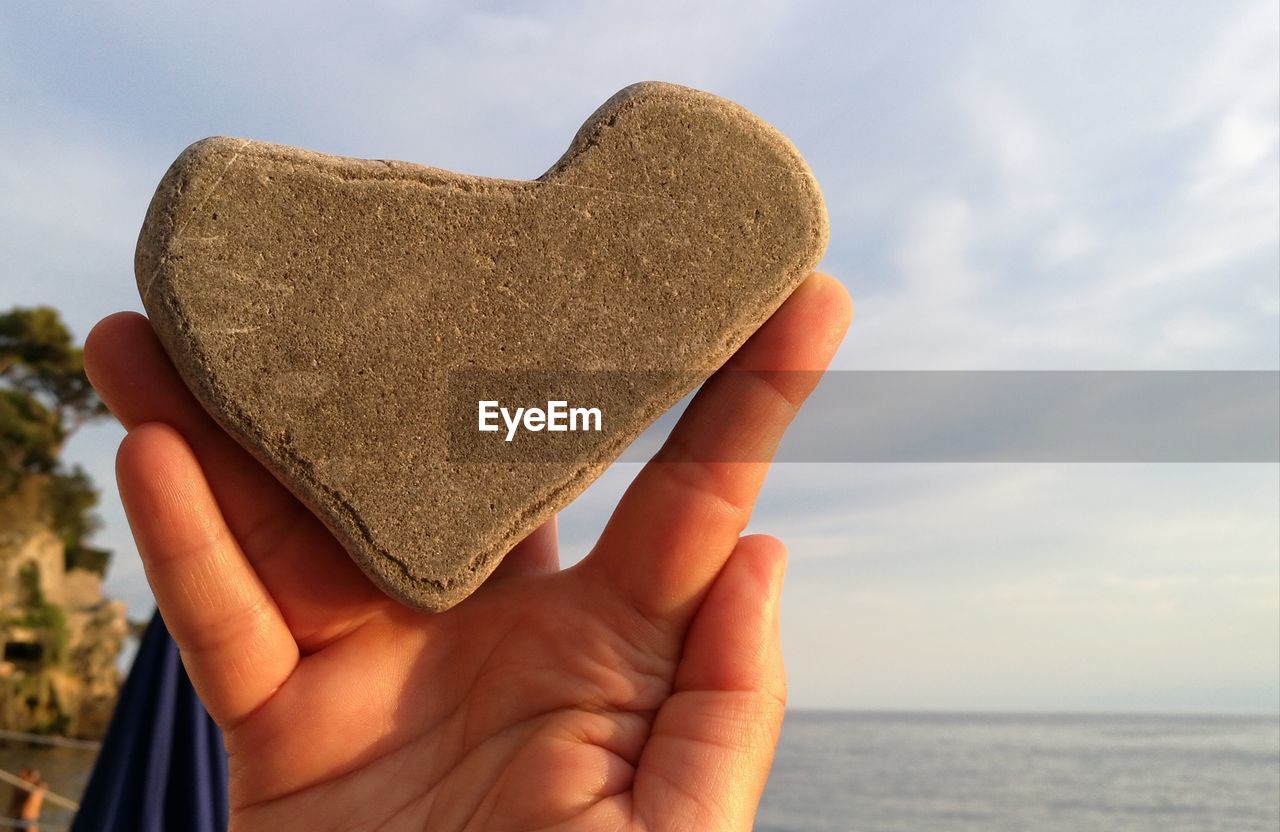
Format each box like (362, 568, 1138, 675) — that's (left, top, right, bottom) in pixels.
(2, 712, 1277, 830)
(759, 712, 1280, 832)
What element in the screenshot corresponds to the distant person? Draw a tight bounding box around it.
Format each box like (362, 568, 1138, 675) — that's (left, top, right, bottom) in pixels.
(5, 766, 31, 820)
(4, 766, 30, 819)
(5, 766, 44, 830)
(87, 274, 850, 828)
(21, 768, 45, 831)
(3, 762, 25, 814)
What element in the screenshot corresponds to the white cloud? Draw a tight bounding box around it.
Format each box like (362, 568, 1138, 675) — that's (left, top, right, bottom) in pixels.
(826, 0, 1277, 371)
(0, 106, 152, 333)
(1036, 218, 1098, 268)
(891, 194, 987, 302)
(954, 74, 1063, 214)
(765, 463, 1280, 711)
(1164, 0, 1279, 134)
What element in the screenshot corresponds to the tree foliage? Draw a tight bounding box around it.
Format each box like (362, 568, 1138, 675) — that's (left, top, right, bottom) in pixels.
(0, 306, 111, 570)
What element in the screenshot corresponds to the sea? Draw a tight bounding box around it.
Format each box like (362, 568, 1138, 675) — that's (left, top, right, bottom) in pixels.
(1, 711, 1277, 830)
(758, 712, 1280, 832)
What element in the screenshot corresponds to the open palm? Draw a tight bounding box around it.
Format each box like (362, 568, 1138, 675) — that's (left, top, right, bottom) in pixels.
(85, 274, 851, 831)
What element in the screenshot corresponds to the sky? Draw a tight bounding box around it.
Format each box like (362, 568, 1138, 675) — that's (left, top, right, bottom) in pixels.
(2, 1, 1277, 712)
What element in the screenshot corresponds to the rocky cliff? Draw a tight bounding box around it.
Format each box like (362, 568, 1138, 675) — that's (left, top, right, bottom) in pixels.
(0, 479, 127, 739)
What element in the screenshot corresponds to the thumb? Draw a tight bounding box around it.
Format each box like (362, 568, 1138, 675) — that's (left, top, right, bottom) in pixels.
(632, 535, 787, 831)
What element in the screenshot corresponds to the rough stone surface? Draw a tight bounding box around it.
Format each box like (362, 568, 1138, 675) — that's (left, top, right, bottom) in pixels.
(135, 81, 828, 611)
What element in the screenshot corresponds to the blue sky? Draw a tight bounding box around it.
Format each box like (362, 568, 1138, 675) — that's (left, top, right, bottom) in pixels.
(2, 1, 1277, 711)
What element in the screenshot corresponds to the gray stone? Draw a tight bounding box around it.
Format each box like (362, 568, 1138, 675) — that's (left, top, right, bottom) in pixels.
(135, 81, 828, 610)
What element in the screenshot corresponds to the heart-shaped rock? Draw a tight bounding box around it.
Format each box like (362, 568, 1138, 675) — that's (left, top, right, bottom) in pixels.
(136, 81, 827, 610)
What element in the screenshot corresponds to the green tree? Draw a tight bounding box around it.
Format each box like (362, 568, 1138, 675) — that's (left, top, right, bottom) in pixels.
(0, 306, 111, 570)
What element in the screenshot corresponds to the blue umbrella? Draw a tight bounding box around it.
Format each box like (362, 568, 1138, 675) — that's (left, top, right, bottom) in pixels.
(71, 611, 228, 832)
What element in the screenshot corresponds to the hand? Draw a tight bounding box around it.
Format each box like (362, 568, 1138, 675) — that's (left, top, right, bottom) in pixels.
(86, 273, 851, 831)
